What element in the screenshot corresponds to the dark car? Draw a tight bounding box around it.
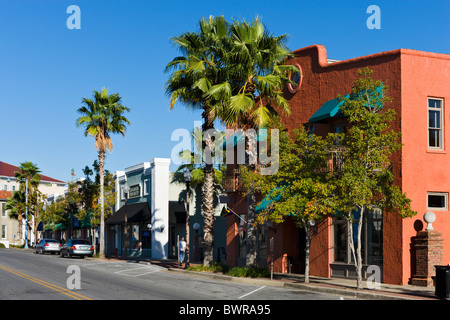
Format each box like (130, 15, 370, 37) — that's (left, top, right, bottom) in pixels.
(35, 239, 61, 254)
(60, 239, 94, 258)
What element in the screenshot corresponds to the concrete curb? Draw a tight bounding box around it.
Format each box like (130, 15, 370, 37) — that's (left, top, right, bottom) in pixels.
(165, 268, 430, 300)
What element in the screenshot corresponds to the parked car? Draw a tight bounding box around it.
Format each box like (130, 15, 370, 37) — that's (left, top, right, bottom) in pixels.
(35, 239, 62, 254)
(60, 239, 94, 258)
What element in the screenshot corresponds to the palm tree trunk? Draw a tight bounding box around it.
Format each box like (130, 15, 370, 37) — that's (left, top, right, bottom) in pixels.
(202, 127, 215, 266)
(246, 191, 257, 267)
(98, 150, 106, 258)
(245, 129, 258, 267)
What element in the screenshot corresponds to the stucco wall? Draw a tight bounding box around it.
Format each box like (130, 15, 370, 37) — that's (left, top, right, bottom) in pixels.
(400, 50, 450, 284)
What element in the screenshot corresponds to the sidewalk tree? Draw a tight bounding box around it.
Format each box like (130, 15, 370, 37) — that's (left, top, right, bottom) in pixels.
(205, 17, 298, 267)
(166, 15, 297, 266)
(14, 161, 42, 246)
(329, 67, 416, 289)
(76, 88, 130, 258)
(165, 16, 229, 266)
(240, 119, 333, 282)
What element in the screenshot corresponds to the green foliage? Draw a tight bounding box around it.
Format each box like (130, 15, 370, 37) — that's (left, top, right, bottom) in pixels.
(227, 266, 270, 278)
(240, 117, 334, 227)
(330, 67, 416, 219)
(0, 243, 5, 248)
(186, 262, 270, 278)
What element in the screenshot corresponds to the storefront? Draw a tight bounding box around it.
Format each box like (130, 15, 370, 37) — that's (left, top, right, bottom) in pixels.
(106, 202, 153, 257)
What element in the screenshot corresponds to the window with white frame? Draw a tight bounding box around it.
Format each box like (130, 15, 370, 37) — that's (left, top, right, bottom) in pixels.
(428, 98, 444, 149)
(1, 203, 6, 217)
(427, 192, 448, 211)
(1, 225, 6, 239)
(144, 179, 149, 196)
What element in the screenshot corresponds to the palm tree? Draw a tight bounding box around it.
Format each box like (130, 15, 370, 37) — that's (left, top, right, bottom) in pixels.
(165, 16, 229, 266)
(207, 17, 298, 267)
(14, 161, 41, 247)
(166, 16, 297, 267)
(76, 88, 130, 258)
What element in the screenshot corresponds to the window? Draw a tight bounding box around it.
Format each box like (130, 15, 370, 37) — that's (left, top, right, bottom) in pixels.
(1, 203, 5, 217)
(287, 63, 302, 94)
(1, 225, 5, 239)
(332, 208, 383, 266)
(428, 98, 444, 149)
(144, 179, 149, 196)
(427, 192, 448, 211)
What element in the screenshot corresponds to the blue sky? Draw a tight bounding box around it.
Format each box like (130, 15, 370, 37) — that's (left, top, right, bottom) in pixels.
(1, 0, 449, 183)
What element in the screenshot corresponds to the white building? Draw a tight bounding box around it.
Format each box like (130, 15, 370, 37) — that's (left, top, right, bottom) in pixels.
(106, 158, 226, 261)
(0, 161, 67, 247)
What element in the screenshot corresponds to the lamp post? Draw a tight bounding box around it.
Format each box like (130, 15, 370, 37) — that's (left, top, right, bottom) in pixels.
(24, 179, 29, 249)
(122, 184, 129, 258)
(183, 169, 192, 268)
(69, 199, 74, 239)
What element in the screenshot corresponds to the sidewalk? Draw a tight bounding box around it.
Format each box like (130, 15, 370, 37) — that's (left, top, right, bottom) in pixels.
(104, 255, 442, 300)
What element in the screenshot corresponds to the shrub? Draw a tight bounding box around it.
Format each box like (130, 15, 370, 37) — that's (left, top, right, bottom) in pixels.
(187, 263, 270, 278)
(0, 243, 5, 248)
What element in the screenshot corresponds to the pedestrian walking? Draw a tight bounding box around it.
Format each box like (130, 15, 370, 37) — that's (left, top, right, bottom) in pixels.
(178, 236, 186, 268)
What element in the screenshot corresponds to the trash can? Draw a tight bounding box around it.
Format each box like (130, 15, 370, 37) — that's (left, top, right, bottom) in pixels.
(435, 265, 450, 299)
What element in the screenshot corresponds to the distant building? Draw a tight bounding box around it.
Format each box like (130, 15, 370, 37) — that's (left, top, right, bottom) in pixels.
(0, 161, 67, 247)
(106, 158, 226, 261)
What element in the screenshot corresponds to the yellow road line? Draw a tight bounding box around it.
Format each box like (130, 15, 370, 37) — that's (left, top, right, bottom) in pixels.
(0, 264, 93, 300)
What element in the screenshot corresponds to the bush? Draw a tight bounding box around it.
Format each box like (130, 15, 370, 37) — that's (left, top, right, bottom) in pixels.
(227, 266, 270, 278)
(0, 243, 5, 248)
(187, 263, 270, 278)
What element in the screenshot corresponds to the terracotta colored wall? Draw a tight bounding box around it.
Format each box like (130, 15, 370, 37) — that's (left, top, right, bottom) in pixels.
(309, 217, 332, 277)
(283, 45, 404, 282)
(400, 50, 450, 285)
(225, 45, 449, 286)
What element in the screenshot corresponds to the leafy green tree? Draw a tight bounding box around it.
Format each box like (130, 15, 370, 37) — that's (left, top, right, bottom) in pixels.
(329, 67, 416, 289)
(76, 88, 130, 258)
(240, 119, 333, 282)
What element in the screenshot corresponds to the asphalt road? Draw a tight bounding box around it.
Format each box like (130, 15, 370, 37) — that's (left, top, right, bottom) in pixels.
(0, 248, 345, 302)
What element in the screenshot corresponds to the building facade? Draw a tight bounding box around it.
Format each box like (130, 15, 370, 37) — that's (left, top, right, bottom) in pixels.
(0, 161, 67, 247)
(106, 158, 227, 261)
(225, 45, 450, 285)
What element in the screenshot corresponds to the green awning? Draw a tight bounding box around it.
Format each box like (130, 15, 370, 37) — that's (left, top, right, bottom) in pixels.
(222, 130, 267, 150)
(309, 85, 383, 124)
(255, 187, 283, 214)
(309, 95, 348, 123)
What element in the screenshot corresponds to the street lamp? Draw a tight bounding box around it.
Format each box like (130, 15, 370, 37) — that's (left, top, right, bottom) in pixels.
(24, 179, 29, 249)
(183, 169, 192, 268)
(122, 184, 129, 258)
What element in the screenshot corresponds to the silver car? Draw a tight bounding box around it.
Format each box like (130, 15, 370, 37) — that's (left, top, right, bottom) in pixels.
(60, 239, 94, 258)
(35, 239, 61, 254)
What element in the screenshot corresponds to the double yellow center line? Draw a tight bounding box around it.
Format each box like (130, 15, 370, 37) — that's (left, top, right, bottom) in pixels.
(0, 264, 93, 300)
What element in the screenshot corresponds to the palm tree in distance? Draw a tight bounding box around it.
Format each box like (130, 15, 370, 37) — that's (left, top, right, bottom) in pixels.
(76, 88, 131, 258)
(14, 161, 41, 247)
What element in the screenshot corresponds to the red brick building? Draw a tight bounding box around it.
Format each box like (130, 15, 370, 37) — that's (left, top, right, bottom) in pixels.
(225, 45, 450, 285)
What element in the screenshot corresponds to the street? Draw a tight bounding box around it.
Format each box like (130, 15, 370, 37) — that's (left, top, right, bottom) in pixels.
(0, 248, 345, 301)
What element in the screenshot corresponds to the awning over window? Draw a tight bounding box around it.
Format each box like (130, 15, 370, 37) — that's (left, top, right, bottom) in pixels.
(309, 95, 348, 123)
(255, 187, 284, 214)
(106, 202, 151, 225)
(309, 85, 383, 124)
